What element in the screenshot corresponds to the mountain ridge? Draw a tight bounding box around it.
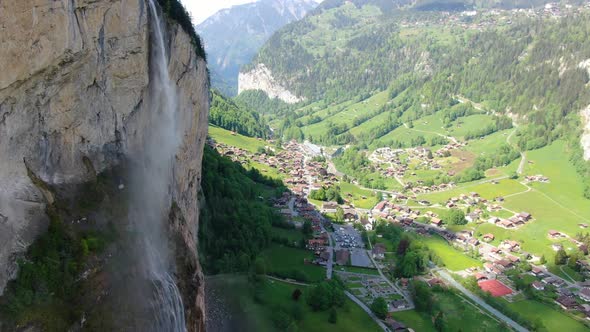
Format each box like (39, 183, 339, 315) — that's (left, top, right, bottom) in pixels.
(197, 0, 318, 95)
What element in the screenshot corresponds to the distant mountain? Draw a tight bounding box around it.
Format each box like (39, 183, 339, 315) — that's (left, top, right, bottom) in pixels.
(197, 0, 318, 95)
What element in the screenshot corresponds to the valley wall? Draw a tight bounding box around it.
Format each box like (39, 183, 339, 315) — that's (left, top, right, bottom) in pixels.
(0, 0, 209, 330)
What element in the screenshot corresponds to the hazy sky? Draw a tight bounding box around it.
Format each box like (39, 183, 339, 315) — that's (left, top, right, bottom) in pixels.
(181, 0, 259, 25)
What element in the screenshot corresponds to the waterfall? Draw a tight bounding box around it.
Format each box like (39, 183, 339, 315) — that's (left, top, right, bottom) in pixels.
(126, 0, 186, 330)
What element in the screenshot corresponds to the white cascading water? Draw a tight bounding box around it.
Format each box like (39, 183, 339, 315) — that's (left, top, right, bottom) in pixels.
(127, 1, 186, 330)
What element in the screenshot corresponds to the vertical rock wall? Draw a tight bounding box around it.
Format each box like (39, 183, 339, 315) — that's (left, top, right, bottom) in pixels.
(0, 0, 208, 330)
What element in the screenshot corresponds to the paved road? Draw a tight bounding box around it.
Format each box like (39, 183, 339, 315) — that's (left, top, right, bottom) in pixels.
(366, 236, 415, 309)
(300, 151, 334, 280)
(506, 128, 526, 175)
(344, 291, 389, 331)
(437, 270, 529, 332)
(539, 266, 580, 290)
(325, 227, 334, 279)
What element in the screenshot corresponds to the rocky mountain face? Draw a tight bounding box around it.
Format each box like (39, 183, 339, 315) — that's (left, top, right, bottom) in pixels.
(197, 0, 318, 95)
(0, 0, 208, 330)
(238, 64, 304, 103)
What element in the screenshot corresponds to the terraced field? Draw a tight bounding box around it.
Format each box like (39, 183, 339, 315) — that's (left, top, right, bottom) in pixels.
(300, 91, 391, 139)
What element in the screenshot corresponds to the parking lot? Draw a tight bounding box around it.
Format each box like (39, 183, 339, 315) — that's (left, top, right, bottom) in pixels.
(333, 224, 364, 249)
(333, 225, 373, 267)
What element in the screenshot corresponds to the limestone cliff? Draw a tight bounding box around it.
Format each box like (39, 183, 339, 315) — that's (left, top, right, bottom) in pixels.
(238, 63, 304, 103)
(0, 0, 208, 330)
(582, 105, 590, 161)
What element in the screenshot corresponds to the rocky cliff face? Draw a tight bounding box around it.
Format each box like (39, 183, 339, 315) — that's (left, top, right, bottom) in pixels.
(0, 0, 208, 330)
(238, 63, 304, 103)
(582, 105, 590, 161)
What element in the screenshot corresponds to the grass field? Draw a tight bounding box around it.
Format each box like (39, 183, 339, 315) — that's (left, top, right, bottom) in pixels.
(417, 235, 482, 271)
(465, 129, 514, 156)
(271, 227, 306, 243)
(209, 125, 268, 153)
(409, 113, 448, 136)
(301, 91, 390, 139)
(391, 310, 436, 332)
(418, 178, 528, 204)
(447, 114, 496, 139)
(504, 299, 589, 331)
(415, 140, 590, 261)
(372, 235, 396, 252)
(392, 290, 505, 331)
(521, 141, 590, 221)
(335, 266, 381, 276)
(378, 125, 440, 147)
(249, 161, 285, 180)
(338, 181, 380, 209)
(206, 274, 382, 332)
(260, 244, 326, 282)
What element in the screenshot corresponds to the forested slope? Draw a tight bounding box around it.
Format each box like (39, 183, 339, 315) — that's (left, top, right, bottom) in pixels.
(209, 90, 270, 138)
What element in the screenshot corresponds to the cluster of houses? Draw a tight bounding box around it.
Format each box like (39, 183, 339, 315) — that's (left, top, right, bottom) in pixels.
(368, 145, 459, 190)
(434, 141, 466, 158)
(369, 147, 409, 179)
(555, 287, 590, 320)
(445, 192, 504, 213)
(524, 174, 550, 183)
(488, 212, 533, 229)
(399, 1, 589, 37)
(528, 270, 590, 320)
(407, 182, 455, 195)
(371, 200, 457, 241)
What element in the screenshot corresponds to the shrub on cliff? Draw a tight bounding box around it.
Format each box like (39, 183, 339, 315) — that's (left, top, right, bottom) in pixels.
(156, 0, 207, 60)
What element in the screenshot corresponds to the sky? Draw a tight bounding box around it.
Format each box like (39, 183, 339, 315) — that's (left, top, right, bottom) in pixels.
(181, 0, 259, 25)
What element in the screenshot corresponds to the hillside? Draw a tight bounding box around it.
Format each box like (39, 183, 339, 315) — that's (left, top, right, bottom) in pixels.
(240, 0, 590, 192)
(197, 0, 318, 95)
(210, 90, 270, 138)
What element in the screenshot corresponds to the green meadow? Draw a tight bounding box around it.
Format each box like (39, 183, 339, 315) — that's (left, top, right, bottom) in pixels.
(392, 290, 505, 332)
(504, 299, 589, 332)
(206, 275, 382, 332)
(418, 178, 528, 204)
(208, 125, 268, 153)
(260, 244, 326, 283)
(338, 181, 380, 209)
(416, 235, 482, 271)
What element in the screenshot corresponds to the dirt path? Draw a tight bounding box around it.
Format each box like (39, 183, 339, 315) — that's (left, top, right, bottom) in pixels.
(506, 128, 526, 175)
(403, 122, 458, 144)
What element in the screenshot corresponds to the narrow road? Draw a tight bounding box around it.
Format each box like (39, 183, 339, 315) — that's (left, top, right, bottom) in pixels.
(540, 267, 579, 290)
(366, 235, 415, 309)
(506, 128, 526, 175)
(266, 275, 309, 286)
(344, 291, 389, 331)
(300, 151, 334, 280)
(403, 122, 458, 144)
(455, 95, 485, 112)
(437, 270, 529, 332)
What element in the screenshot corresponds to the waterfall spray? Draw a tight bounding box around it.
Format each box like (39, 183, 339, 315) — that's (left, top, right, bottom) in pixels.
(126, 1, 186, 330)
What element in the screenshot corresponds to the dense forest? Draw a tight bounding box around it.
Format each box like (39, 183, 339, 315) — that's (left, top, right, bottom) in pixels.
(198, 146, 286, 274)
(209, 90, 270, 138)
